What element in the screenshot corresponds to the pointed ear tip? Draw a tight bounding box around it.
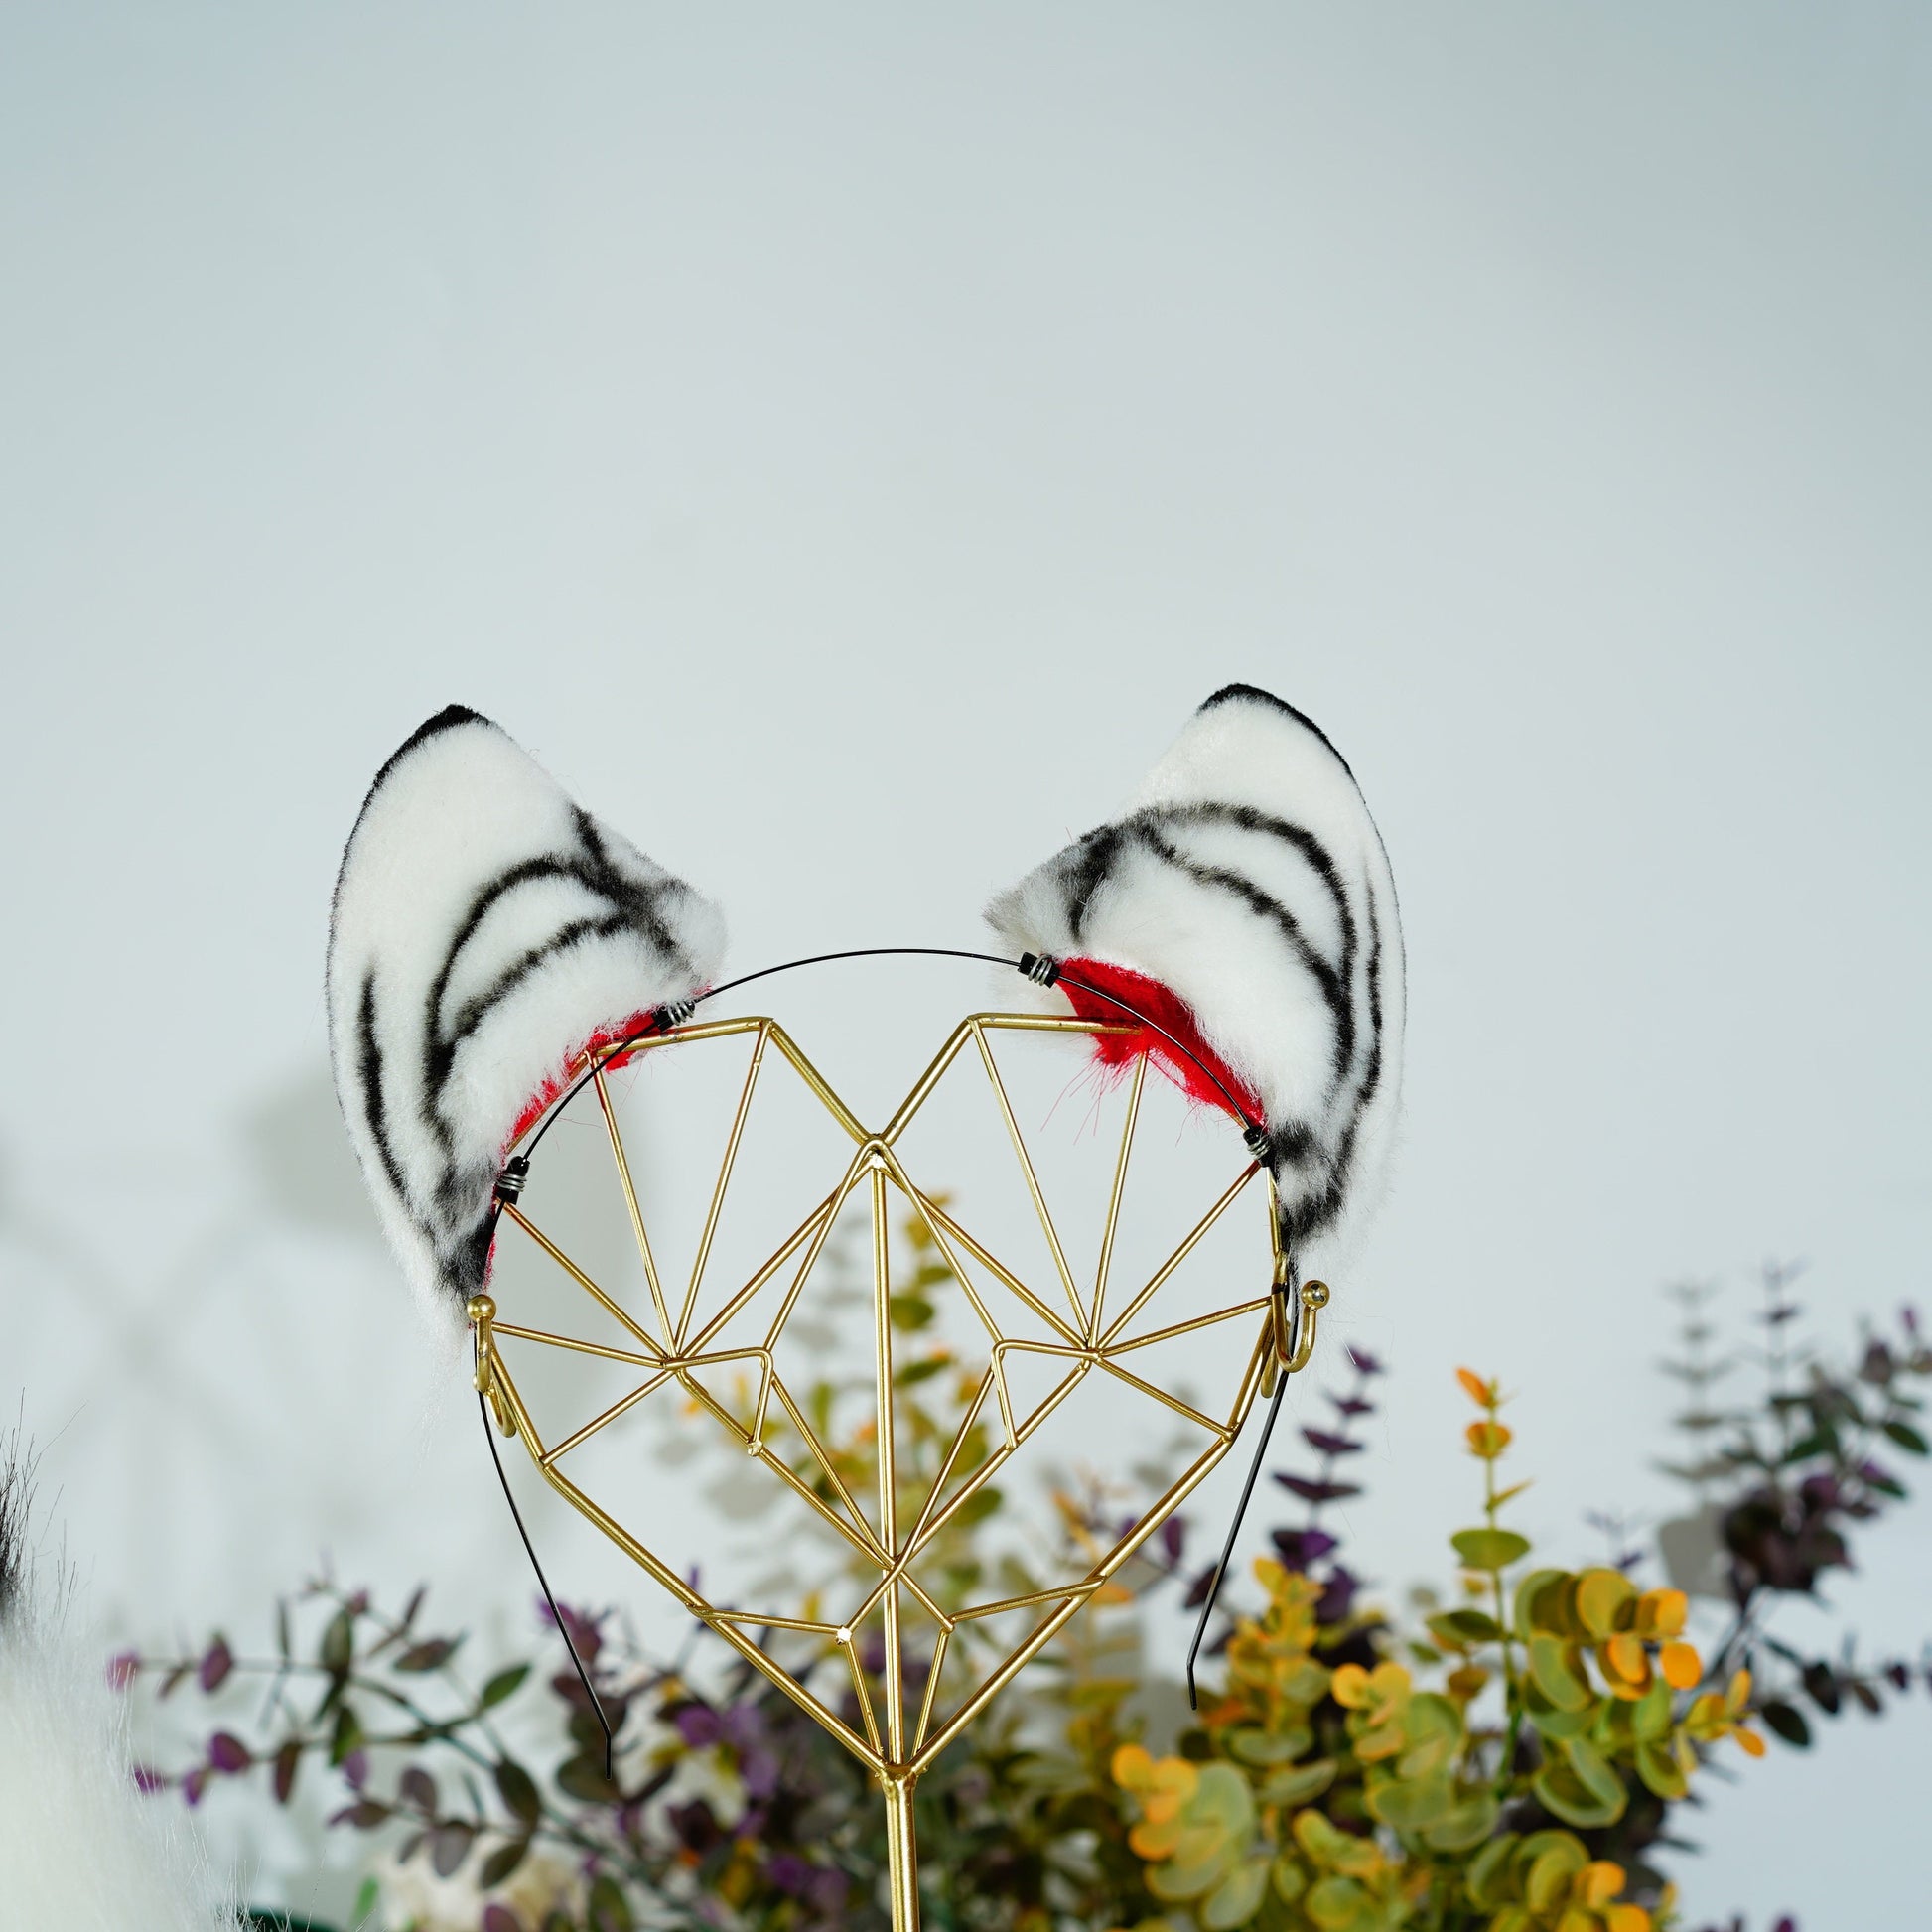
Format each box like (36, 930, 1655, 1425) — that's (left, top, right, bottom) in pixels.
(406, 702, 496, 742)
(1193, 684, 1351, 771)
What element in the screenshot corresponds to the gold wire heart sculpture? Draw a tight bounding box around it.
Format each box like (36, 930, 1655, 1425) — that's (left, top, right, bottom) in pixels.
(467, 1009, 1327, 1930)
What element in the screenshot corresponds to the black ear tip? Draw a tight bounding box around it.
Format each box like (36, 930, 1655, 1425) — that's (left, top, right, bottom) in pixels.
(349, 706, 502, 832)
(414, 702, 493, 738)
(1197, 685, 1351, 773)
(380, 704, 496, 769)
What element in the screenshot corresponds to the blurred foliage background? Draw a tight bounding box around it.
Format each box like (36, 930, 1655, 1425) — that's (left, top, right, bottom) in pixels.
(128, 1210, 1930, 1932)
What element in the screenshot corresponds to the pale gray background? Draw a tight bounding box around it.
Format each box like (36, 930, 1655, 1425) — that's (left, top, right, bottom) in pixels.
(3, 5, 1929, 1925)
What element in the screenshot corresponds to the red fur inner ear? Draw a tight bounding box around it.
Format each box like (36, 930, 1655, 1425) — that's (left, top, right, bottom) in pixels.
(1057, 957, 1262, 1123)
(503, 1007, 663, 1155)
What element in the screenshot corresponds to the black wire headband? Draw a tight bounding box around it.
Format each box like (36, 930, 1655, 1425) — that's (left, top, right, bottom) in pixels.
(475, 945, 1298, 1770)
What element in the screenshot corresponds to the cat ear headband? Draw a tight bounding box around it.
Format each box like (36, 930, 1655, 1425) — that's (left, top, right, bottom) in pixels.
(327, 684, 1404, 1714)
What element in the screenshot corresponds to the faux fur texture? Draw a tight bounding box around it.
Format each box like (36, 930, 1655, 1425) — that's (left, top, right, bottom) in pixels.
(327, 706, 726, 1325)
(0, 1448, 231, 1930)
(987, 684, 1405, 1263)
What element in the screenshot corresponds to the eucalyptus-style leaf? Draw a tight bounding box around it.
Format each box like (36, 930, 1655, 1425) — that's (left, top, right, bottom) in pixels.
(1148, 1853, 1231, 1902)
(478, 1836, 532, 1888)
(327, 1704, 363, 1767)
(1366, 1769, 1453, 1832)
(587, 1872, 636, 1932)
(1259, 1758, 1337, 1808)
(395, 1638, 459, 1674)
(319, 1610, 353, 1676)
(1572, 1568, 1636, 1639)
(429, 1820, 476, 1879)
(479, 1664, 530, 1711)
(1511, 1569, 1570, 1640)
(1464, 1832, 1520, 1909)
(1451, 1527, 1531, 1573)
(1200, 1856, 1271, 1929)
(495, 1756, 542, 1826)
(1527, 1636, 1594, 1713)
(1428, 1608, 1503, 1649)
(1422, 1788, 1500, 1853)
(1635, 1738, 1688, 1801)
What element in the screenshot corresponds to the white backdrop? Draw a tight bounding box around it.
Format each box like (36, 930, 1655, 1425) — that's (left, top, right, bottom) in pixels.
(4, 7, 1929, 1925)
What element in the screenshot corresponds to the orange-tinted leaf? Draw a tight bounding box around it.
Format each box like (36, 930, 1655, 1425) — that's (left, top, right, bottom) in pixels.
(1575, 1861, 1626, 1907)
(1456, 1368, 1493, 1406)
(1659, 1643, 1702, 1690)
(1600, 1635, 1649, 1687)
(1329, 1662, 1371, 1708)
(1636, 1588, 1688, 1639)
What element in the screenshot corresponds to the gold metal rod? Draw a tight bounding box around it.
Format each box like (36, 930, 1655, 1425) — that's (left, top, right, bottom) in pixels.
(590, 1015, 766, 1057)
(951, 1580, 1101, 1622)
(1090, 1054, 1146, 1340)
(900, 1572, 955, 1636)
(1099, 1161, 1262, 1346)
(672, 1365, 890, 1566)
(876, 1148, 1006, 1351)
(975, 1013, 1136, 1038)
(845, 1632, 885, 1760)
(539, 1368, 678, 1468)
(767, 1372, 883, 1552)
(901, 1368, 995, 1552)
(764, 1022, 871, 1145)
(838, 1549, 962, 1658)
(712, 1612, 846, 1637)
(970, 1022, 1084, 1327)
(872, 1146, 1021, 1447)
(1096, 1356, 1230, 1441)
(1106, 1295, 1273, 1356)
(498, 1202, 663, 1358)
(683, 1189, 839, 1357)
(489, 1321, 665, 1371)
(678, 1023, 769, 1346)
(900, 1364, 1085, 1555)
(759, 1140, 876, 1358)
(750, 1145, 878, 1443)
(591, 1060, 673, 1345)
(911, 1626, 951, 1757)
(879, 1020, 977, 1146)
(881, 1773, 920, 1931)
(913, 1194, 1080, 1347)
(876, 1012, 1133, 1149)
(872, 1165, 905, 1760)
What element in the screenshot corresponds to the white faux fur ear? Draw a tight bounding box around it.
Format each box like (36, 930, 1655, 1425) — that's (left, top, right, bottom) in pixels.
(987, 684, 1404, 1262)
(327, 706, 726, 1326)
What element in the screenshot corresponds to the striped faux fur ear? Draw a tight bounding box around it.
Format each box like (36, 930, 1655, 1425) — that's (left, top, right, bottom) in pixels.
(987, 683, 1404, 1259)
(327, 706, 726, 1326)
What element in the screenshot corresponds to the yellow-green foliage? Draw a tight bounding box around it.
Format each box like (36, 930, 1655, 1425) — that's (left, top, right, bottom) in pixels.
(1106, 1371, 1766, 1932)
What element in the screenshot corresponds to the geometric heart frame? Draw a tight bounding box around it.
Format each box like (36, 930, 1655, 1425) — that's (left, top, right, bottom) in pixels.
(467, 1008, 1327, 1931)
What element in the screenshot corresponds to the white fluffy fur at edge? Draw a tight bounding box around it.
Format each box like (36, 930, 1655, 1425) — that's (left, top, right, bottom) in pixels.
(0, 1611, 230, 1929)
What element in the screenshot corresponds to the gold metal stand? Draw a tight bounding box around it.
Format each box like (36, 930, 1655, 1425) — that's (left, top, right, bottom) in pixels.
(468, 1012, 1326, 1930)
